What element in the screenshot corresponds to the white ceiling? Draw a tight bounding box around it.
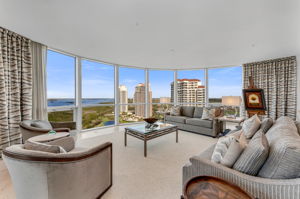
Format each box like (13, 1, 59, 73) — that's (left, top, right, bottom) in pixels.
(0, 0, 299, 69)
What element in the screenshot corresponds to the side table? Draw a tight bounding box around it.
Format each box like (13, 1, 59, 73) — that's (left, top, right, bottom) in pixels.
(218, 116, 245, 136)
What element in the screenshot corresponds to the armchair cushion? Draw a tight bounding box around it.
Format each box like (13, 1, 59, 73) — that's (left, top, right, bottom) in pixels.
(47, 137, 75, 152)
(24, 140, 63, 153)
(31, 120, 52, 130)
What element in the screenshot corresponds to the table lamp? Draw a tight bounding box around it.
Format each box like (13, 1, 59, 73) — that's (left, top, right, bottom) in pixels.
(222, 96, 242, 118)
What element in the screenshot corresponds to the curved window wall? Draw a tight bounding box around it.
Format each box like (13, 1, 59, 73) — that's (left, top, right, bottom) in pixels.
(46, 49, 242, 131)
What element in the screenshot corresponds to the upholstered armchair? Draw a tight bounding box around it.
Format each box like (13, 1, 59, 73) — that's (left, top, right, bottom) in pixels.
(20, 120, 76, 141)
(3, 142, 112, 199)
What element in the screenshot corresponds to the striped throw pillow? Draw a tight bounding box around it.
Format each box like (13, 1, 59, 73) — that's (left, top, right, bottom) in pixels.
(233, 130, 269, 176)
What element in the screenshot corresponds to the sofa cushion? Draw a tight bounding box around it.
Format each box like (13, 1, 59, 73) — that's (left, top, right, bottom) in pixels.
(193, 107, 203, 118)
(242, 114, 261, 139)
(31, 120, 52, 130)
(165, 115, 188, 123)
(170, 106, 181, 116)
(233, 130, 269, 176)
(258, 116, 300, 179)
(185, 118, 213, 128)
(181, 106, 195, 118)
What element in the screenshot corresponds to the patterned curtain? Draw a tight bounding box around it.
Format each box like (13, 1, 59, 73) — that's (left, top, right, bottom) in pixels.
(0, 27, 32, 155)
(243, 56, 297, 120)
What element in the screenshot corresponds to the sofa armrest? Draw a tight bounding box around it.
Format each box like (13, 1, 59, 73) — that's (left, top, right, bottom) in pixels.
(50, 121, 76, 130)
(183, 156, 300, 199)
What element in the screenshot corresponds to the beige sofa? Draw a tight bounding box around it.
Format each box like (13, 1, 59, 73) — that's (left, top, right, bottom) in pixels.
(165, 106, 223, 137)
(3, 142, 112, 199)
(183, 116, 300, 199)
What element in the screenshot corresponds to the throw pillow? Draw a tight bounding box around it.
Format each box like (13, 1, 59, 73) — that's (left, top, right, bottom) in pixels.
(242, 114, 261, 139)
(259, 118, 273, 134)
(233, 130, 269, 176)
(24, 140, 62, 153)
(221, 139, 245, 167)
(211, 136, 235, 163)
(201, 107, 218, 120)
(170, 106, 181, 116)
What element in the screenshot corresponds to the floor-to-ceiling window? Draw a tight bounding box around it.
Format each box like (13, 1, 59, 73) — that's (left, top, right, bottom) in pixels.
(119, 67, 146, 123)
(46, 49, 243, 130)
(149, 70, 174, 120)
(47, 50, 76, 122)
(81, 60, 115, 129)
(176, 70, 206, 107)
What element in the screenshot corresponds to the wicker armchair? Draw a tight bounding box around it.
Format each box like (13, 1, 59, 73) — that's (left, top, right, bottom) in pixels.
(20, 120, 76, 142)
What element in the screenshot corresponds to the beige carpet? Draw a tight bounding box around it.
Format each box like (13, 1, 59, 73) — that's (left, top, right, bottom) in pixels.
(0, 126, 217, 199)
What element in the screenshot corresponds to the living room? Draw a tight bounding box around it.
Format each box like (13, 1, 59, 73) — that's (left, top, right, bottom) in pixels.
(0, 1, 300, 199)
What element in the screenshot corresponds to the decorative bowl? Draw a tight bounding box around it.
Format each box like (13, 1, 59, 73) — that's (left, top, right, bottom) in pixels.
(144, 118, 158, 124)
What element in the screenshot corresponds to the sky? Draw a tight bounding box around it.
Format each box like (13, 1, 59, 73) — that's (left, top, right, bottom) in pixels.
(47, 50, 242, 99)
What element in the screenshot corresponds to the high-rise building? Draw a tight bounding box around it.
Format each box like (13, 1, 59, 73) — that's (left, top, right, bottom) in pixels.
(171, 79, 205, 104)
(134, 83, 152, 117)
(119, 85, 128, 112)
(160, 97, 171, 103)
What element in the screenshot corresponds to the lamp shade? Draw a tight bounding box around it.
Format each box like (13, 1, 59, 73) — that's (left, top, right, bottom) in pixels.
(222, 96, 242, 106)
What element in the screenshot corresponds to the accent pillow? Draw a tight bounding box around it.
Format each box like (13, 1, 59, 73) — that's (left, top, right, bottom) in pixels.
(201, 107, 220, 120)
(24, 140, 64, 153)
(233, 130, 269, 176)
(170, 106, 181, 116)
(259, 118, 273, 133)
(46, 136, 75, 152)
(221, 139, 245, 167)
(242, 114, 261, 139)
(211, 136, 235, 163)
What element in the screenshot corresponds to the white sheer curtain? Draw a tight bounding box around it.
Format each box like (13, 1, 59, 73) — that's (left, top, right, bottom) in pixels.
(31, 41, 48, 120)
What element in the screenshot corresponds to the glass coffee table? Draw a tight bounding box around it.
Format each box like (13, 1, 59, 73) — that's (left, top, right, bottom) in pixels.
(124, 122, 178, 157)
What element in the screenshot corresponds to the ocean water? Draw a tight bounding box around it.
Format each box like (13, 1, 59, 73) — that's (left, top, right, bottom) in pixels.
(48, 98, 114, 107)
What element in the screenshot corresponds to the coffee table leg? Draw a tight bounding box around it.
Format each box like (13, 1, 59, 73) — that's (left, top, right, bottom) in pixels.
(124, 130, 127, 146)
(176, 128, 178, 143)
(144, 138, 147, 157)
